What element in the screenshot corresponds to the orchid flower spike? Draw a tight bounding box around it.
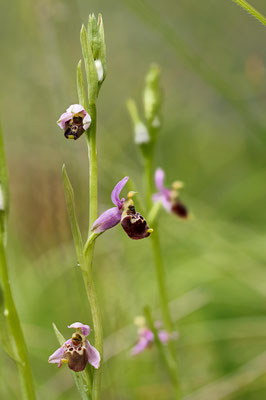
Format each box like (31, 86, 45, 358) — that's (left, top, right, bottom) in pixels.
(48, 322, 100, 372)
(91, 177, 152, 240)
(131, 316, 178, 355)
(57, 104, 91, 140)
(153, 168, 189, 218)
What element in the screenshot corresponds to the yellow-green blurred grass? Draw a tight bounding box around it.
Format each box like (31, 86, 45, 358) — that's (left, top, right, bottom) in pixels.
(1, 0, 266, 399)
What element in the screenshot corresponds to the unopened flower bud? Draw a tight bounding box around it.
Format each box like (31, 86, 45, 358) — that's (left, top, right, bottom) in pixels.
(95, 59, 104, 82)
(127, 99, 150, 145)
(143, 64, 162, 125)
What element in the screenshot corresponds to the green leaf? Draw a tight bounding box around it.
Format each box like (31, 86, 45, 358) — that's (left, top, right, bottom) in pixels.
(62, 165, 84, 269)
(0, 121, 9, 245)
(77, 60, 88, 112)
(52, 323, 90, 400)
(80, 25, 98, 105)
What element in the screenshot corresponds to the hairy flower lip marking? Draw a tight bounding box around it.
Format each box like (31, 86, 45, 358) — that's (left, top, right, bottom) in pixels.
(57, 104, 91, 140)
(48, 322, 100, 371)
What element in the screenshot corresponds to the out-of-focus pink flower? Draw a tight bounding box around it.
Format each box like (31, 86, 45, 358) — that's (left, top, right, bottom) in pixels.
(57, 104, 91, 140)
(153, 168, 188, 218)
(48, 322, 100, 372)
(131, 317, 178, 355)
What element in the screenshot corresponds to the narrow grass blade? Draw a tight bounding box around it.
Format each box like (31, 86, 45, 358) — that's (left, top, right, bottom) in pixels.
(232, 0, 266, 26)
(184, 350, 266, 400)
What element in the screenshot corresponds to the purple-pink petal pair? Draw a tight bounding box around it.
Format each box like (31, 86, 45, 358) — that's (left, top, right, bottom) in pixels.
(131, 319, 178, 355)
(91, 176, 152, 240)
(153, 168, 189, 218)
(48, 322, 100, 372)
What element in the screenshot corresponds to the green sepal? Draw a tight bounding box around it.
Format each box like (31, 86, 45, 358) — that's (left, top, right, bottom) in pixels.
(52, 323, 90, 400)
(80, 25, 98, 105)
(87, 14, 101, 60)
(62, 165, 85, 270)
(77, 60, 88, 112)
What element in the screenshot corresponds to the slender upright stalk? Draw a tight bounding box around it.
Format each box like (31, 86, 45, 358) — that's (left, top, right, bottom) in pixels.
(84, 104, 103, 400)
(232, 0, 266, 26)
(144, 156, 181, 399)
(0, 242, 36, 400)
(87, 104, 98, 231)
(144, 154, 153, 211)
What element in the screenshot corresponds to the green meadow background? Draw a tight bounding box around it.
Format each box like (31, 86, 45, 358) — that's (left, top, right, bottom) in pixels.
(1, 0, 266, 399)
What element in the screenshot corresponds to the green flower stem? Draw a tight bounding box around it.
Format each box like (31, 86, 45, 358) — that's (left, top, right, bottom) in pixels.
(144, 154, 153, 211)
(232, 0, 266, 26)
(144, 306, 180, 399)
(0, 242, 36, 400)
(87, 104, 98, 232)
(84, 103, 103, 400)
(144, 157, 181, 398)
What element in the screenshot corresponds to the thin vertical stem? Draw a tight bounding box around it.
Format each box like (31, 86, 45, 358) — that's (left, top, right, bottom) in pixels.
(84, 103, 103, 400)
(144, 158, 181, 399)
(0, 242, 36, 400)
(87, 104, 98, 232)
(144, 154, 153, 211)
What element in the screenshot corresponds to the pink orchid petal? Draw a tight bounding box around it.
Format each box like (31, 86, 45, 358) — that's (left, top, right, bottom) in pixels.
(83, 113, 92, 130)
(57, 111, 72, 129)
(154, 168, 165, 192)
(111, 176, 129, 207)
(141, 329, 154, 342)
(131, 337, 150, 355)
(91, 207, 122, 233)
(86, 340, 101, 369)
(158, 330, 169, 343)
(68, 322, 91, 336)
(66, 104, 85, 114)
(48, 339, 71, 364)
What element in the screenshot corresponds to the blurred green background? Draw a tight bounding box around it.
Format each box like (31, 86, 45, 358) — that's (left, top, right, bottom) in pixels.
(1, 0, 266, 399)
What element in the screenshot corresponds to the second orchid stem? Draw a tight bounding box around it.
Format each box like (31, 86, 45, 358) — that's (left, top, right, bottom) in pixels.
(145, 157, 181, 399)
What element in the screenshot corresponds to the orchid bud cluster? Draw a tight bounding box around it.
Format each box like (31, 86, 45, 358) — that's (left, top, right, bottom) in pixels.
(127, 64, 162, 155)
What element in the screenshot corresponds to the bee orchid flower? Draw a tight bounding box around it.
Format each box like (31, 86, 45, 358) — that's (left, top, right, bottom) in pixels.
(153, 168, 188, 218)
(131, 317, 178, 355)
(91, 177, 152, 240)
(48, 322, 100, 372)
(57, 104, 91, 140)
